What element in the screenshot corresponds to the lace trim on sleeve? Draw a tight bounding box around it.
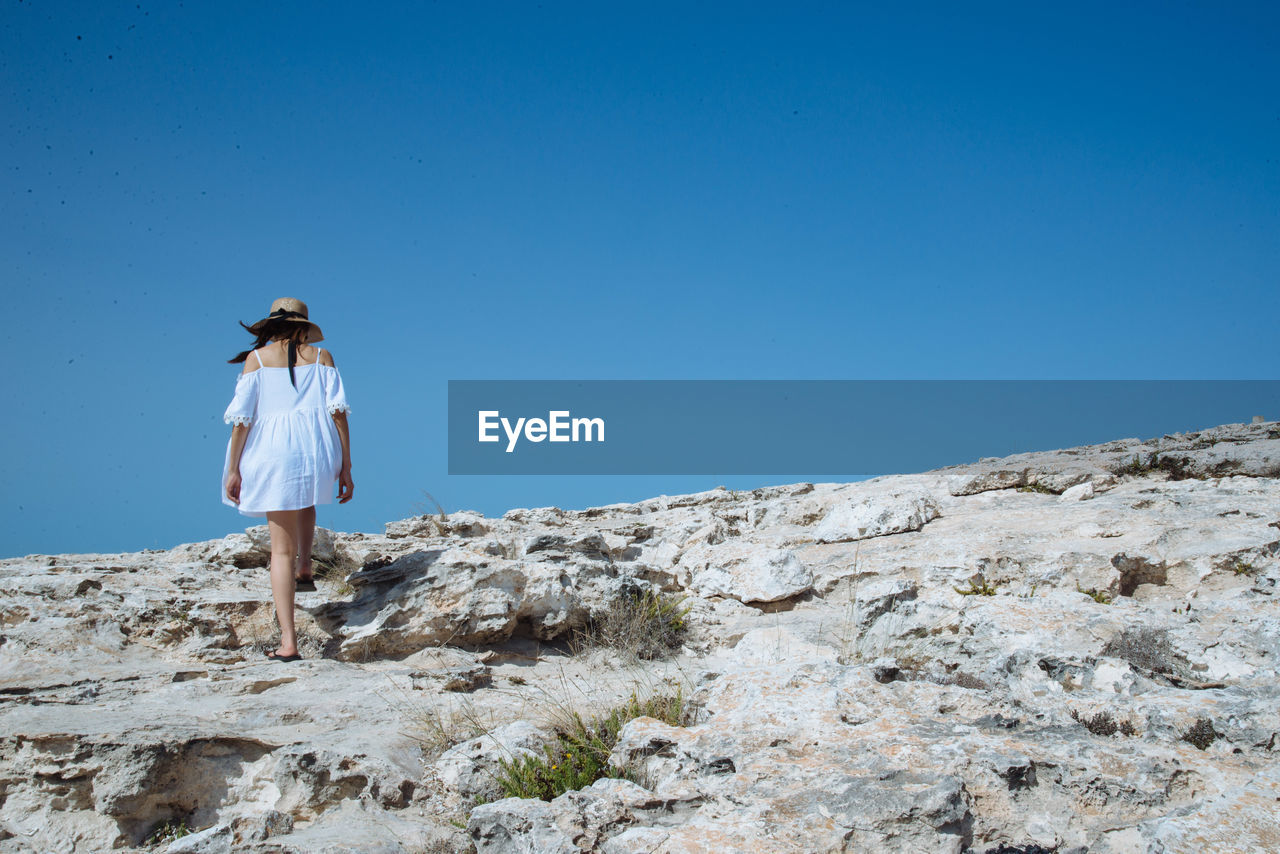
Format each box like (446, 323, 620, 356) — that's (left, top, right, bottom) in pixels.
(224, 414, 253, 426)
(327, 403, 352, 416)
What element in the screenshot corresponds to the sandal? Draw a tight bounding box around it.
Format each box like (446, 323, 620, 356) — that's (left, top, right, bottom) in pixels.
(265, 650, 302, 662)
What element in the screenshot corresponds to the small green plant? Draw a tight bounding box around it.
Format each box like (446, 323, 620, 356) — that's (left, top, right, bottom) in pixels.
(1231, 560, 1255, 576)
(494, 688, 687, 801)
(508, 675, 527, 686)
(953, 579, 998, 596)
(145, 819, 191, 845)
(1076, 584, 1113, 605)
(572, 587, 692, 660)
(1017, 483, 1054, 494)
(495, 736, 618, 800)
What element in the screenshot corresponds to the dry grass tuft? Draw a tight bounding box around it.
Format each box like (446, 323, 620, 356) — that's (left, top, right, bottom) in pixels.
(570, 587, 691, 661)
(1072, 708, 1137, 737)
(1101, 626, 1187, 677)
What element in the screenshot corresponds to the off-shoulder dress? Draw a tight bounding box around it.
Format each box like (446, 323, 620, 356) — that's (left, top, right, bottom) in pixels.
(221, 348, 351, 516)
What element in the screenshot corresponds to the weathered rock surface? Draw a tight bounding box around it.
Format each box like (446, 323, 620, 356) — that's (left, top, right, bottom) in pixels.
(812, 487, 940, 543)
(0, 420, 1277, 852)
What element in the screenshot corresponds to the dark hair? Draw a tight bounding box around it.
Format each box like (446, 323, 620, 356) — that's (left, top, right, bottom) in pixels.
(229, 319, 313, 388)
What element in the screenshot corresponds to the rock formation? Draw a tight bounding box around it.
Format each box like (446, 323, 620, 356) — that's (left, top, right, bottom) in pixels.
(1, 421, 1277, 852)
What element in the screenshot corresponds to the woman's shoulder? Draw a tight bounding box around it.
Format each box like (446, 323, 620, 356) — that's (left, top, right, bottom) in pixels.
(241, 343, 334, 371)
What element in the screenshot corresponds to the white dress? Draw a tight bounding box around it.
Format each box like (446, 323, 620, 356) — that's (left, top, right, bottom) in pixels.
(221, 348, 351, 516)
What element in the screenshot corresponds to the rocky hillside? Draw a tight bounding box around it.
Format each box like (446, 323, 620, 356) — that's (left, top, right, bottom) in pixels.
(2, 422, 1278, 853)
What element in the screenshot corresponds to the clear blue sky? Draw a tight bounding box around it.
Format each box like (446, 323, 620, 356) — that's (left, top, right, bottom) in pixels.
(3, 2, 1277, 557)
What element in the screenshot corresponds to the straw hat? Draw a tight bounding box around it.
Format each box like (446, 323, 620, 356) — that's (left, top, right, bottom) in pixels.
(247, 297, 324, 342)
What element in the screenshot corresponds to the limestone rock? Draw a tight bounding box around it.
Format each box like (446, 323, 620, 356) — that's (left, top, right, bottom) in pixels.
(948, 468, 1027, 495)
(3, 420, 1279, 853)
(1061, 481, 1095, 501)
(214, 532, 269, 568)
(434, 721, 550, 800)
(468, 797, 577, 854)
(813, 489, 940, 543)
(684, 544, 812, 604)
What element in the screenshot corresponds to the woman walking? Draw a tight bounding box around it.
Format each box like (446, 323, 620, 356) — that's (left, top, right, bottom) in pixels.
(222, 298, 354, 662)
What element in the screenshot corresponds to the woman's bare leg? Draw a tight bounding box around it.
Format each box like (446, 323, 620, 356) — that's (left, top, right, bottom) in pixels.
(295, 505, 316, 580)
(266, 510, 300, 656)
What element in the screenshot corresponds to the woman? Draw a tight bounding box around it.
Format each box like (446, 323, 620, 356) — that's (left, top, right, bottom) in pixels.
(222, 297, 354, 662)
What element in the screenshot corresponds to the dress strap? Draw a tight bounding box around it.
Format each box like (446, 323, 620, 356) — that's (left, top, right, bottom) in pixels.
(316, 348, 324, 365)
(253, 350, 264, 369)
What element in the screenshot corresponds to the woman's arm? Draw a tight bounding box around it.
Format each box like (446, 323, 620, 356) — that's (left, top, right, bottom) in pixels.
(320, 348, 354, 503)
(332, 411, 354, 503)
(224, 423, 251, 503)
